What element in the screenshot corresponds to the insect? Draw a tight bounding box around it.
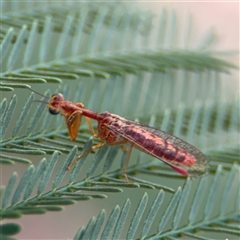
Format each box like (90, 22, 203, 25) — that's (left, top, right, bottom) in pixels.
(29, 87, 209, 182)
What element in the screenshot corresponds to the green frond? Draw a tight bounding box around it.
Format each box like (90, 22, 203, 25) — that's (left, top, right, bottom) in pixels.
(0, 223, 21, 239)
(173, 179, 191, 228)
(0, 1, 239, 239)
(141, 190, 164, 238)
(2, 172, 18, 209)
(158, 187, 182, 233)
(112, 198, 131, 239)
(101, 205, 121, 239)
(1, 146, 180, 221)
(127, 192, 149, 239)
(11, 165, 35, 205)
(12, 92, 34, 138)
(0, 3, 237, 92)
(1, 95, 16, 139)
(75, 165, 239, 239)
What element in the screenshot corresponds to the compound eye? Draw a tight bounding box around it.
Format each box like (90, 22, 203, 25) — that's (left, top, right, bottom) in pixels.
(49, 108, 59, 115)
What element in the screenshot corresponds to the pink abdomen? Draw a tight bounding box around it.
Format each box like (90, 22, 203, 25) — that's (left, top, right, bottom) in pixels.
(122, 126, 196, 166)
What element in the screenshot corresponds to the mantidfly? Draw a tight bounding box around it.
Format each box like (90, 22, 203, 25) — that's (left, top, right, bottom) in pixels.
(28, 87, 209, 182)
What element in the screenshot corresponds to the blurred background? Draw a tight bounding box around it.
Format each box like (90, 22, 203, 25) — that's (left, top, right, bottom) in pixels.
(1, 1, 239, 239)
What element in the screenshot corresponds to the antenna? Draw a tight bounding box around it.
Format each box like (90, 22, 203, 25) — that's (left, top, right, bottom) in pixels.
(26, 86, 49, 99)
(31, 99, 49, 105)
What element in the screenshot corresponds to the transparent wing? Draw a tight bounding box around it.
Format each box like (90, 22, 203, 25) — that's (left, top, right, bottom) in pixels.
(106, 118, 209, 177)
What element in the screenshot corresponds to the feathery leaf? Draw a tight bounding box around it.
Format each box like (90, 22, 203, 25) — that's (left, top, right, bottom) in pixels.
(127, 192, 148, 239)
(141, 190, 165, 238)
(7, 25, 27, 71)
(100, 205, 120, 239)
(1, 95, 17, 140)
(2, 172, 18, 209)
(23, 159, 47, 200)
(0, 2, 238, 239)
(158, 187, 182, 233)
(11, 166, 35, 205)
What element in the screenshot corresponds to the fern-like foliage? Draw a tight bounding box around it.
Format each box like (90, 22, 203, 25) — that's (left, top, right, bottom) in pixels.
(0, 1, 239, 239)
(75, 164, 239, 239)
(0, 146, 176, 219)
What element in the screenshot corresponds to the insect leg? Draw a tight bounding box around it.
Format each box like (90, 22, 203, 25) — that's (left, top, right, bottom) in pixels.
(108, 140, 128, 146)
(108, 140, 132, 182)
(122, 144, 134, 182)
(65, 111, 82, 141)
(121, 145, 130, 153)
(66, 141, 105, 170)
(86, 117, 99, 138)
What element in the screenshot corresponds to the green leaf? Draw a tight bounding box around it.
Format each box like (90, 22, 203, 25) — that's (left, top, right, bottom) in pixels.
(0, 27, 14, 63)
(23, 20, 38, 67)
(56, 15, 75, 59)
(2, 172, 18, 209)
(11, 165, 35, 205)
(38, 151, 59, 194)
(221, 163, 239, 215)
(40, 16, 52, 62)
(23, 159, 47, 200)
(173, 179, 191, 228)
(12, 93, 34, 138)
(25, 91, 50, 136)
(158, 187, 182, 233)
(0, 223, 21, 236)
(112, 198, 131, 239)
(75, 217, 96, 240)
(141, 190, 164, 238)
(69, 139, 93, 183)
(90, 209, 106, 240)
(0, 2, 238, 239)
(189, 176, 207, 223)
(7, 25, 27, 70)
(0, 77, 46, 83)
(87, 144, 109, 177)
(1, 95, 17, 140)
(127, 192, 148, 239)
(53, 146, 78, 189)
(204, 165, 223, 219)
(100, 205, 120, 239)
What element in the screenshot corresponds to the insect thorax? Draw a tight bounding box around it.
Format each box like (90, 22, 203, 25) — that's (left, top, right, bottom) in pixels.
(97, 112, 125, 144)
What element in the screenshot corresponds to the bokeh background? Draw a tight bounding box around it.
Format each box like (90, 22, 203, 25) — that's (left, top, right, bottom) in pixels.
(1, 1, 239, 239)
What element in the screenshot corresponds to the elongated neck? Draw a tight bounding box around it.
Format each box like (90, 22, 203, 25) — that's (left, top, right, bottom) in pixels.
(61, 101, 103, 121)
(81, 108, 103, 121)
